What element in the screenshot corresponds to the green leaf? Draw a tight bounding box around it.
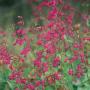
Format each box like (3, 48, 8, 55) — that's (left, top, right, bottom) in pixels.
(23, 68, 32, 77)
(87, 19, 90, 27)
(45, 86, 55, 90)
(66, 50, 73, 58)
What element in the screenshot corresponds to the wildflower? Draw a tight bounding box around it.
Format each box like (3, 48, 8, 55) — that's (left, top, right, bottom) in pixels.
(27, 84, 35, 90)
(9, 64, 15, 70)
(53, 32, 59, 38)
(42, 62, 48, 72)
(20, 78, 27, 84)
(17, 20, 24, 26)
(35, 81, 41, 87)
(34, 60, 42, 68)
(64, 57, 68, 63)
(73, 43, 79, 48)
(53, 57, 60, 67)
(14, 38, 25, 46)
(54, 72, 61, 80)
(16, 29, 26, 36)
(76, 73, 81, 78)
(48, 21, 54, 28)
(73, 50, 78, 55)
(0, 46, 11, 64)
(68, 69, 73, 76)
(80, 52, 84, 59)
(49, 0, 56, 6)
(20, 47, 30, 56)
(36, 51, 43, 59)
(37, 39, 43, 45)
(15, 88, 19, 90)
(48, 7, 57, 20)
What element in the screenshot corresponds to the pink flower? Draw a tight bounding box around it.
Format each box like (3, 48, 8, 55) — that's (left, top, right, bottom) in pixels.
(27, 84, 35, 90)
(58, 11, 64, 17)
(15, 88, 19, 90)
(35, 81, 41, 87)
(20, 47, 30, 56)
(73, 43, 79, 48)
(16, 78, 21, 84)
(37, 39, 43, 45)
(9, 64, 15, 70)
(68, 69, 73, 76)
(54, 72, 60, 80)
(14, 38, 25, 46)
(53, 32, 59, 38)
(9, 74, 15, 80)
(44, 42, 51, 48)
(48, 21, 54, 28)
(64, 57, 68, 62)
(61, 34, 65, 40)
(80, 59, 85, 63)
(36, 51, 43, 59)
(48, 7, 57, 20)
(49, 0, 56, 6)
(16, 29, 26, 36)
(46, 46, 56, 54)
(34, 60, 41, 68)
(17, 20, 24, 26)
(76, 73, 82, 78)
(0, 46, 11, 64)
(42, 62, 48, 72)
(53, 57, 60, 67)
(20, 78, 27, 84)
(77, 65, 81, 71)
(80, 52, 84, 59)
(73, 50, 78, 55)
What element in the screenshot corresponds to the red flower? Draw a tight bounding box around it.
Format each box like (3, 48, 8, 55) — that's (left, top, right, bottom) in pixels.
(34, 60, 41, 68)
(42, 62, 48, 72)
(20, 78, 27, 84)
(0, 46, 11, 64)
(76, 73, 82, 78)
(37, 39, 43, 45)
(68, 69, 73, 76)
(53, 57, 60, 67)
(54, 72, 61, 80)
(27, 84, 35, 90)
(20, 47, 30, 56)
(17, 20, 24, 26)
(35, 81, 41, 87)
(14, 38, 25, 46)
(16, 29, 26, 36)
(73, 43, 79, 48)
(49, 0, 56, 6)
(48, 8, 57, 20)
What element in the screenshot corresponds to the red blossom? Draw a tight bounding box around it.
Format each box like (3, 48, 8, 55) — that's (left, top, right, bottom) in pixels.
(16, 29, 26, 36)
(68, 69, 73, 76)
(34, 60, 42, 68)
(27, 84, 35, 90)
(20, 47, 30, 56)
(42, 62, 48, 72)
(14, 38, 25, 46)
(53, 57, 60, 67)
(54, 72, 61, 80)
(35, 81, 41, 87)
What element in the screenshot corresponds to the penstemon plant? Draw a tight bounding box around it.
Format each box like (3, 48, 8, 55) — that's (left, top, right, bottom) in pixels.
(0, 0, 90, 90)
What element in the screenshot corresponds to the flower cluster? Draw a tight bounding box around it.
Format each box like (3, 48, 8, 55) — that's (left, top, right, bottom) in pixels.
(0, 0, 89, 90)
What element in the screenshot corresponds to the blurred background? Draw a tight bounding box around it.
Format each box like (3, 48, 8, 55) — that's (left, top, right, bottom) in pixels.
(0, 0, 90, 29)
(0, 0, 33, 29)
